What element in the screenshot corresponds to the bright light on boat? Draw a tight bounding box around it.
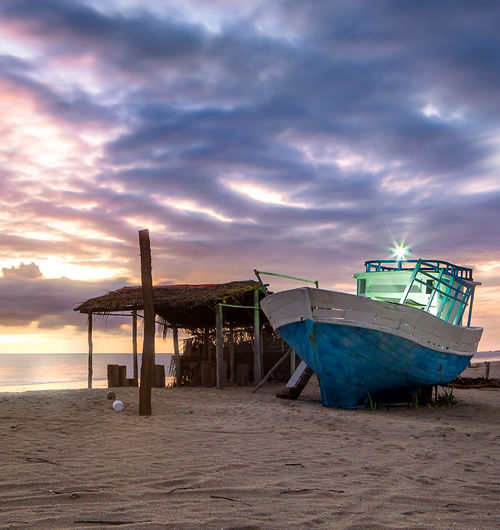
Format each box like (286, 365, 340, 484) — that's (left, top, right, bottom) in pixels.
(391, 245, 411, 260)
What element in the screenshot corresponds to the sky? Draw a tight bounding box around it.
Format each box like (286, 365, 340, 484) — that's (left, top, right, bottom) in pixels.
(0, 0, 499, 354)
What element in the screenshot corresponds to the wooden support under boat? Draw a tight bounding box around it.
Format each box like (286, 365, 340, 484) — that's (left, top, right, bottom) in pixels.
(252, 348, 291, 393)
(290, 345, 296, 375)
(276, 360, 314, 400)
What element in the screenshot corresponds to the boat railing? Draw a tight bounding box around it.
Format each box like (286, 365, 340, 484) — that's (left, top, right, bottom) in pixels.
(365, 259, 473, 280)
(254, 270, 319, 296)
(399, 259, 473, 325)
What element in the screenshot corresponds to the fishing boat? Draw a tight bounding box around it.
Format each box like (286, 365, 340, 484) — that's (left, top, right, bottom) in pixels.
(258, 257, 483, 408)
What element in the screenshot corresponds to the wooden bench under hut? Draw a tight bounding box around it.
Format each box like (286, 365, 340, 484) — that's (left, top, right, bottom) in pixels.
(74, 280, 292, 388)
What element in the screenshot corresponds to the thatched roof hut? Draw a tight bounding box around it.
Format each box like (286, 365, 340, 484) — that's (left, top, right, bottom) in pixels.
(74, 279, 293, 388)
(74, 280, 265, 331)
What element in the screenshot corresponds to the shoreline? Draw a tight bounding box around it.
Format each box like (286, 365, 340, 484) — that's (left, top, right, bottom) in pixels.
(0, 379, 109, 394)
(461, 359, 500, 378)
(0, 366, 498, 528)
(1, 360, 497, 395)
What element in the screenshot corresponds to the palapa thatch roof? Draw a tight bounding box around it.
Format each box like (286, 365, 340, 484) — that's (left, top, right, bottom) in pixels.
(74, 280, 265, 330)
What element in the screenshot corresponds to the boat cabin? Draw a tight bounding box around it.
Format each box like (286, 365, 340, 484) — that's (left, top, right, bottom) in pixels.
(353, 259, 480, 327)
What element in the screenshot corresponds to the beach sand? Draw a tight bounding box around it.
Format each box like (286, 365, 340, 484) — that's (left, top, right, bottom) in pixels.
(0, 363, 498, 529)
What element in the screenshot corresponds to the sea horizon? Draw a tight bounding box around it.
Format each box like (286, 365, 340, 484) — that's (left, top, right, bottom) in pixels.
(0, 350, 498, 393)
(0, 352, 174, 393)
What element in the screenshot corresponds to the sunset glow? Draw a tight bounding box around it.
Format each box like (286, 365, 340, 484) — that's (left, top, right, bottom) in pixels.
(227, 182, 308, 209)
(0, 0, 499, 355)
(172, 200, 235, 223)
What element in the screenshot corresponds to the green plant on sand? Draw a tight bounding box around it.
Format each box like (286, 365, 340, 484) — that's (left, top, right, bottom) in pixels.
(366, 392, 377, 410)
(437, 385, 458, 407)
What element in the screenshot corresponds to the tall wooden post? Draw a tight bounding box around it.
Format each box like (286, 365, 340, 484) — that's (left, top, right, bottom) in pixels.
(139, 229, 155, 416)
(132, 309, 138, 381)
(253, 290, 262, 384)
(216, 304, 224, 389)
(173, 327, 181, 386)
(87, 312, 93, 389)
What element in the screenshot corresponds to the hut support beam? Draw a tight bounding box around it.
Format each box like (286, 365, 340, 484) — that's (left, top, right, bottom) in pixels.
(254, 290, 262, 384)
(217, 299, 263, 387)
(173, 327, 181, 386)
(203, 328, 210, 361)
(216, 304, 224, 389)
(132, 310, 138, 381)
(87, 312, 93, 389)
(228, 332, 235, 383)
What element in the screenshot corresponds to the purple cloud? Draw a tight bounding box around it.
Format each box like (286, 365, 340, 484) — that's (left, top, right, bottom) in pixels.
(0, 0, 499, 347)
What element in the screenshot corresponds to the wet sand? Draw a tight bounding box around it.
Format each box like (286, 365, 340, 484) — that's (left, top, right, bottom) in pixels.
(0, 363, 498, 529)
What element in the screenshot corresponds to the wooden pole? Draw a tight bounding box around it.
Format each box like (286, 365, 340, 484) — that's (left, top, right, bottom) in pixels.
(87, 312, 93, 389)
(228, 331, 235, 383)
(203, 328, 209, 360)
(138, 229, 155, 416)
(132, 309, 138, 382)
(467, 288, 475, 327)
(253, 289, 262, 384)
(290, 346, 296, 377)
(216, 304, 224, 389)
(173, 327, 181, 386)
(107, 364, 120, 387)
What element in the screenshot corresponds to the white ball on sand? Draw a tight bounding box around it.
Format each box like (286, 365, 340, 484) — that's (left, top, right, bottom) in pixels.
(112, 400, 124, 412)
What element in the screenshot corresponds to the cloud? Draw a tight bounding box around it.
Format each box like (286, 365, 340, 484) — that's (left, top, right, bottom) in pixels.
(0, 263, 127, 328)
(0, 0, 208, 77)
(2, 262, 42, 279)
(0, 0, 499, 348)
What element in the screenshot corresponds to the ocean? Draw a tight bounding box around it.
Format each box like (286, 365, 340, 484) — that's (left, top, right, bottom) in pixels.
(471, 351, 500, 363)
(0, 350, 498, 393)
(0, 353, 174, 393)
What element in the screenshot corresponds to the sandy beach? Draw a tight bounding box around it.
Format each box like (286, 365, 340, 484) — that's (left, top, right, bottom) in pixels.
(0, 363, 498, 529)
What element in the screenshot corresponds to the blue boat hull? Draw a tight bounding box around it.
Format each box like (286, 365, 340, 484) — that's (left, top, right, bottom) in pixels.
(277, 319, 472, 408)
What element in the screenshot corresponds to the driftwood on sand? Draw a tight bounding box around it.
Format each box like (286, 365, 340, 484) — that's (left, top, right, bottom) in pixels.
(449, 377, 500, 389)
